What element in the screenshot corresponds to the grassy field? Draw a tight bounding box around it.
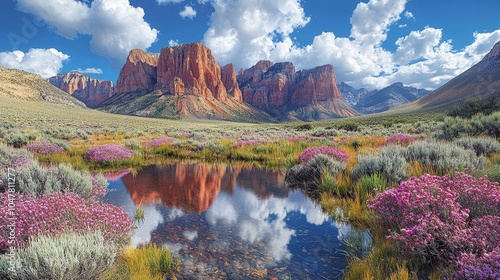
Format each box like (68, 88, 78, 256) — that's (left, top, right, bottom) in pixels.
(1, 95, 499, 279)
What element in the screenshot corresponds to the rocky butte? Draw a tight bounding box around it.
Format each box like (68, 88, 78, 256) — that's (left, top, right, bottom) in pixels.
(115, 43, 242, 102)
(48, 72, 114, 108)
(238, 60, 358, 120)
(104, 43, 268, 121)
(115, 49, 159, 94)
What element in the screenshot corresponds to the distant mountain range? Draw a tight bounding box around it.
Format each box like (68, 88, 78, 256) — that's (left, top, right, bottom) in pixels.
(339, 82, 429, 114)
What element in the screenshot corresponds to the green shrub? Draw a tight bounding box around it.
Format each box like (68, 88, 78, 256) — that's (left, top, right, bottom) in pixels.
(0, 231, 116, 280)
(453, 137, 500, 156)
(0, 121, 15, 129)
(436, 112, 500, 140)
(406, 141, 487, 172)
(446, 96, 500, 118)
(3, 131, 29, 148)
(171, 139, 200, 151)
(0, 143, 32, 167)
(310, 127, 338, 137)
(337, 122, 359, 132)
(296, 123, 313, 131)
(352, 146, 408, 183)
(13, 162, 98, 199)
(285, 154, 346, 198)
(125, 140, 141, 150)
(308, 154, 347, 175)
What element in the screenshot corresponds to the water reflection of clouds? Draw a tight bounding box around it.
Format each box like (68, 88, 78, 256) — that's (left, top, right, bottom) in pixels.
(132, 205, 164, 247)
(205, 186, 330, 261)
(183, 230, 199, 241)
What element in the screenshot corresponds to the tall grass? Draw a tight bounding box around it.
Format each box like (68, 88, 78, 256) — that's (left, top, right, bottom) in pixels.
(119, 244, 180, 280)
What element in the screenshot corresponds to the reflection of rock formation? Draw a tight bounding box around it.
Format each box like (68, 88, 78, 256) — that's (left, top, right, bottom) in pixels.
(121, 163, 288, 213)
(122, 164, 229, 213)
(236, 168, 288, 199)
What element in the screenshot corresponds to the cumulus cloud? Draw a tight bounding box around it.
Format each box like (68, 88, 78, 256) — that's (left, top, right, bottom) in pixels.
(203, 0, 309, 69)
(179, 5, 197, 19)
(203, 0, 500, 89)
(15, 0, 158, 66)
(73, 67, 103, 74)
(0, 48, 69, 78)
(350, 0, 406, 45)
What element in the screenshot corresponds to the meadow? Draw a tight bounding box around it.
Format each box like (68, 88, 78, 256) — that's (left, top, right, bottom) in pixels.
(0, 95, 499, 279)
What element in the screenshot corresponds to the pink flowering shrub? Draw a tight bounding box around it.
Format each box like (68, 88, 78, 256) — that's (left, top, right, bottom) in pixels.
(299, 146, 349, 164)
(385, 134, 415, 146)
(369, 173, 500, 276)
(0, 192, 132, 250)
(84, 144, 132, 163)
(25, 141, 65, 155)
(452, 247, 500, 280)
(145, 136, 176, 148)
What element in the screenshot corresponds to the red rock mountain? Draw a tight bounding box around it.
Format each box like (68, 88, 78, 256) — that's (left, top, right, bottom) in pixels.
(238, 61, 358, 119)
(415, 40, 500, 109)
(48, 72, 114, 108)
(104, 43, 270, 122)
(106, 42, 357, 121)
(221, 64, 242, 101)
(115, 49, 159, 94)
(115, 43, 243, 102)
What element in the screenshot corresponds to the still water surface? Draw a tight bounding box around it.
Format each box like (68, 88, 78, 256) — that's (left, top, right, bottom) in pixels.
(104, 163, 362, 279)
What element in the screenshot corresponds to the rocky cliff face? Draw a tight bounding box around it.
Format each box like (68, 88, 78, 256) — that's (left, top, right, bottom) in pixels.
(221, 64, 242, 101)
(238, 61, 357, 118)
(103, 43, 271, 122)
(115, 49, 159, 94)
(156, 43, 227, 101)
(48, 72, 114, 108)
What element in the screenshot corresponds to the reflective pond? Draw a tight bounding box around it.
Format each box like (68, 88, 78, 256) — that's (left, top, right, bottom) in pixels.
(104, 163, 368, 279)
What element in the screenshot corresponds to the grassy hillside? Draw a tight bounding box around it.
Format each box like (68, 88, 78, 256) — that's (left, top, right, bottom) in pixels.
(0, 66, 86, 108)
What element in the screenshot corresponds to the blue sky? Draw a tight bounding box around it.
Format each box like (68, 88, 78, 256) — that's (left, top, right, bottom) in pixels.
(0, 0, 499, 90)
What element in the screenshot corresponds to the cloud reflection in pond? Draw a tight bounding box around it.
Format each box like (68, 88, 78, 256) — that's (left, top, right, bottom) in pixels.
(105, 163, 351, 279)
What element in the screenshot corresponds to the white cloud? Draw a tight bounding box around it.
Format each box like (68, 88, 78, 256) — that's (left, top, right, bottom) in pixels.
(404, 11, 415, 20)
(350, 0, 407, 45)
(203, 0, 500, 89)
(16, 0, 158, 66)
(73, 67, 103, 74)
(179, 5, 197, 19)
(206, 187, 330, 262)
(131, 205, 164, 247)
(0, 48, 69, 78)
(203, 0, 309, 70)
(182, 230, 198, 241)
(168, 39, 179, 47)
